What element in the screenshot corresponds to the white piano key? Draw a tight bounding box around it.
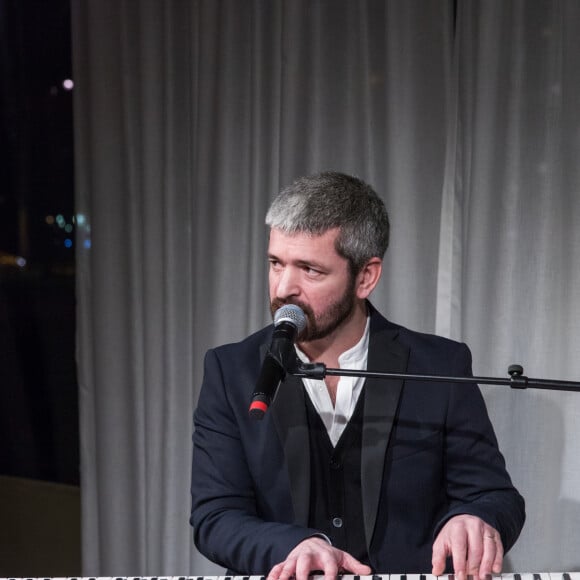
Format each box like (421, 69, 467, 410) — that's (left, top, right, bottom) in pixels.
(503, 572, 543, 580)
(1, 574, 580, 580)
(549, 573, 580, 580)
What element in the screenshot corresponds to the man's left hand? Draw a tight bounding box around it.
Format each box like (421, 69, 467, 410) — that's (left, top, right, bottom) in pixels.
(432, 514, 503, 580)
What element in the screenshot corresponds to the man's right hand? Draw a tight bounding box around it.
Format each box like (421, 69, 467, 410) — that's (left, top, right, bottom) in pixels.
(266, 536, 372, 580)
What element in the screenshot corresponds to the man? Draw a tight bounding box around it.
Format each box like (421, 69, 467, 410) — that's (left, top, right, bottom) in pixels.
(190, 172, 525, 579)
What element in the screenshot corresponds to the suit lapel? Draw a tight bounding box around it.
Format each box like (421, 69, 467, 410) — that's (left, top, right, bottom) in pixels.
(270, 358, 311, 526)
(361, 316, 409, 547)
(262, 309, 409, 537)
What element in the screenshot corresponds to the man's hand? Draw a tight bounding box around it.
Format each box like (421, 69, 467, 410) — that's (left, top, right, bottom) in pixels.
(267, 536, 372, 580)
(432, 514, 503, 580)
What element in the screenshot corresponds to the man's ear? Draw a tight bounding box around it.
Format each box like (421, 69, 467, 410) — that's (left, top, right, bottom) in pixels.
(355, 258, 382, 299)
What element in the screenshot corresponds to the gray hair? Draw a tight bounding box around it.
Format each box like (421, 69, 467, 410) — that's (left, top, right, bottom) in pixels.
(265, 171, 390, 273)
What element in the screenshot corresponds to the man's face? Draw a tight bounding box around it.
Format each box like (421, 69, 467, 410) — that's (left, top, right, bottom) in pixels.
(268, 227, 357, 341)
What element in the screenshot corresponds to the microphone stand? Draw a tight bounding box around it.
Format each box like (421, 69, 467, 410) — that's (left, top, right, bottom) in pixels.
(291, 363, 580, 393)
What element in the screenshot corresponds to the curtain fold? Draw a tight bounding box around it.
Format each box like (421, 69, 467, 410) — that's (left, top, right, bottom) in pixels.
(456, 1, 580, 571)
(72, 0, 580, 574)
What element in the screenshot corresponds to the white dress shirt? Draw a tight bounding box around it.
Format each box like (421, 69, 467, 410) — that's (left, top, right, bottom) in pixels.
(296, 316, 370, 447)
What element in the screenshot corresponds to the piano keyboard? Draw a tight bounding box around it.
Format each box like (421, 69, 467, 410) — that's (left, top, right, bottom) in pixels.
(2, 574, 579, 580)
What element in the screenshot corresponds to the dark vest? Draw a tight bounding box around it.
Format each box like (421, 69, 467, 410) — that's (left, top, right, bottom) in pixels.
(305, 389, 369, 564)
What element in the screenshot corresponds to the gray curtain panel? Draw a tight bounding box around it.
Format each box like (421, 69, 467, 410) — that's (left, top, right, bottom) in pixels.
(72, 0, 580, 575)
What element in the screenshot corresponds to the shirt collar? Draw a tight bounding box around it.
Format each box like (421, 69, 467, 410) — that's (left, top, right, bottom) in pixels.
(296, 314, 370, 367)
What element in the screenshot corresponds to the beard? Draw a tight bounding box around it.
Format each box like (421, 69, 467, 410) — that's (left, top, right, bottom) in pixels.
(270, 275, 357, 342)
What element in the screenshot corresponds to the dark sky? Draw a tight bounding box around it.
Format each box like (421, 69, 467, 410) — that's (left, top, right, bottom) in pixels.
(0, 0, 79, 486)
(0, 0, 74, 264)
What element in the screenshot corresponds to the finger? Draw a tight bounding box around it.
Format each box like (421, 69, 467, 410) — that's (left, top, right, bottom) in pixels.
(317, 554, 339, 580)
(277, 559, 299, 580)
(450, 530, 468, 580)
(478, 535, 497, 579)
(431, 538, 448, 576)
(294, 551, 326, 580)
(340, 552, 372, 575)
(465, 526, 485, 576)
(492, 536, 504, 574)
(267, 561, 283, 580)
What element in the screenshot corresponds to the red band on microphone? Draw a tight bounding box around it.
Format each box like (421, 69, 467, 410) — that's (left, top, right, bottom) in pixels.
(249, 400, 268, 413)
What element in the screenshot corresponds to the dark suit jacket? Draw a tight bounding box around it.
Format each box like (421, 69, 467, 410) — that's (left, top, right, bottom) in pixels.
(190, 305, 525, 574)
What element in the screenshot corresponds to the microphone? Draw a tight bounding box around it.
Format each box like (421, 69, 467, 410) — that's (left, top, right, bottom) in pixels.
(249, 304, 307, 420)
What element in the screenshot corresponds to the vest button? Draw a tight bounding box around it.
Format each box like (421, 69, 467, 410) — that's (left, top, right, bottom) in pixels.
(332, 517, 343, 528)
(330, 460, 341, 470)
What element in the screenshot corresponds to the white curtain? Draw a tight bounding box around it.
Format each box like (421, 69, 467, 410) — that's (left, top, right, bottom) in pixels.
(455, 2, 580, 571)
(72, 0, 580, 575)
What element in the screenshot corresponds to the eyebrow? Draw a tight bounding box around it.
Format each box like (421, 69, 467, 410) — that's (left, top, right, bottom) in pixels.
(268, 253, 326, 271)
(296, 259, 326, 270)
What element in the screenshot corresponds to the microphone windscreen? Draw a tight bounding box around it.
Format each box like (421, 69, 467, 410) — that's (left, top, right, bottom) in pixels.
(274, 304, 307, 334)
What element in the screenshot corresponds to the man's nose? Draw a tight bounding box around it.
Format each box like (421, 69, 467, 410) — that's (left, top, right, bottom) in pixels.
(274, 267, 301, 299)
